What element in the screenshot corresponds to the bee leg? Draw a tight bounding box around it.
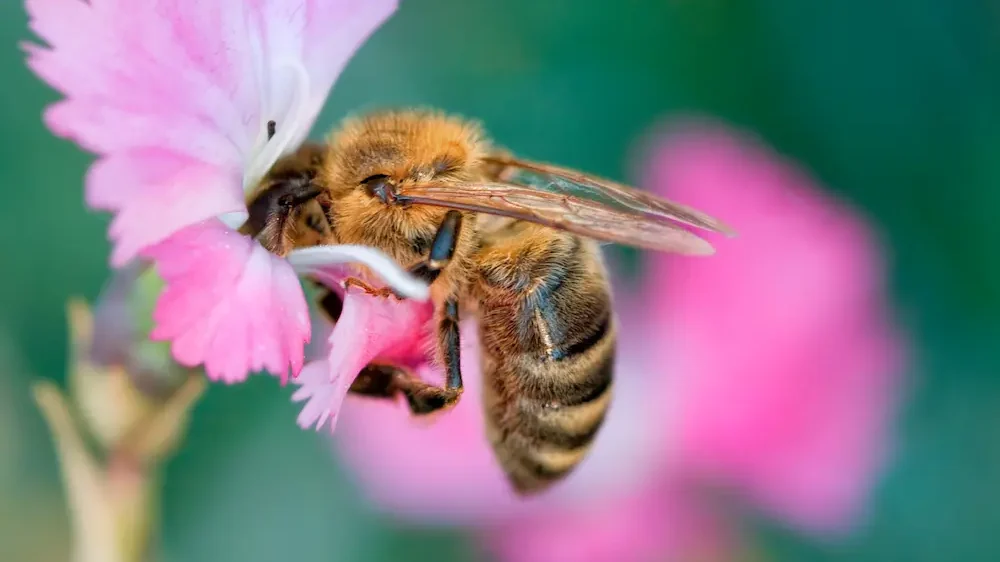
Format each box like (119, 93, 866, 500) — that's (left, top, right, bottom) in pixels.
(437, 296, 464, 399)
(407, 210, 463, 286)
(348, 364, 403, 398)
(402, 211, 466, 409)
(348, 363, 461, 415)
(343, 277, 398, 299)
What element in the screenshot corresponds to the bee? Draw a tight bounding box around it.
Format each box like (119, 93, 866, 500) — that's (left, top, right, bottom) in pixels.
(242, 110, 734, 494)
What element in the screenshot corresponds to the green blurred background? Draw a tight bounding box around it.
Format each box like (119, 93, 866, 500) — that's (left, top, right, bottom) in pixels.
(2, 1, 999, 561)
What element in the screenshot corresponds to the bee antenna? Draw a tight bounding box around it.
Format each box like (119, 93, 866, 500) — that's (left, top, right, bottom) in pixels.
(267, 120, 276, 141)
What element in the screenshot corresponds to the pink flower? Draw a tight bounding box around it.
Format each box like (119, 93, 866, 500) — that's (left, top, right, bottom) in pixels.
(328, 117, 906, 560)
(23, 1, 429, 392)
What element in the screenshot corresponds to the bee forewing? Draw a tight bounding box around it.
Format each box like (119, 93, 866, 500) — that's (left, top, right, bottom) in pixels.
(482, 155, 737, 238)
(399, 181, 718, 255)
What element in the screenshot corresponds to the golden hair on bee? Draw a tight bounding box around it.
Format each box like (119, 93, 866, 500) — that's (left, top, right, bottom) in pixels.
(241, 108, 735, 495)
(318, 109, 489, 301)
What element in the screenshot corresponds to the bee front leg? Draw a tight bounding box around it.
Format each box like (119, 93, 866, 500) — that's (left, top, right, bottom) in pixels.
(413, 209, 466, 409)
(342, 277, 399, 299)
(408, 210, 463, 285)
(437, 296, 464, 400)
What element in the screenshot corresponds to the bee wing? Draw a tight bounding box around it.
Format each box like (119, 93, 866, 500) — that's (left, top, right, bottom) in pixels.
(398, 156, 736, 255)
(398, 180, 724, 255)
(486, 155, 737, 237)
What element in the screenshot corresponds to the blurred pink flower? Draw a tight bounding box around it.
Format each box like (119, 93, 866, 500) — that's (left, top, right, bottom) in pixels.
(643, 119, 905, 534)
(329, 117, 906, 560)
(23, 1, 428, 398)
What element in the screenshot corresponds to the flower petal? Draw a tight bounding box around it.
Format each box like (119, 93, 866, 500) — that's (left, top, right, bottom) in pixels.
(24, 0, 398, 161)
(288, 245, 431, 300)
(291, 360, 344, 431)
(143, 220, 311, 384)
(25, 0, 258, 162)
(641, 117, 906, 534)
(291, 288, 433, 432)
(86, 149, 245, 265)
(298, 0, 399, 129)
(25, 0, 399, 262)
(251, 0, 399, 159)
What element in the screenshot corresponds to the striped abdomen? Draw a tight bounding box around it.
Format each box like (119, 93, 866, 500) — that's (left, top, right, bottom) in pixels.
(474, 225, 615, 494)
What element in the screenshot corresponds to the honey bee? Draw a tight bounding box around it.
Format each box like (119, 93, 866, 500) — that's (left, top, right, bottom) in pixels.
(243, 110, 734, 494)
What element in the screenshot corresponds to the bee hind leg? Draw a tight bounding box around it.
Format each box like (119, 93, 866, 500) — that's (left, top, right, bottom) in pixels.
(348, 362, 461, 415)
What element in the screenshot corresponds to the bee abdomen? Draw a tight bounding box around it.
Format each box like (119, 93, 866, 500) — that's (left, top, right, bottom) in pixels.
(476, 232, 617, 494)
(486, 327, 616, 494)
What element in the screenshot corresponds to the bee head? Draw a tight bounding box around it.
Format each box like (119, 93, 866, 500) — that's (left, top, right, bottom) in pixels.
(322, 109, 489, 205)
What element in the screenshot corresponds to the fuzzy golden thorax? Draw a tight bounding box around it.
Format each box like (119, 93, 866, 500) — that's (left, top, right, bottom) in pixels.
(317, 110, 492, 298)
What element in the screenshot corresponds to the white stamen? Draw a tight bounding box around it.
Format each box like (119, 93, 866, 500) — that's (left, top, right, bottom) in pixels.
(243, 58, 313, 193)
(287, 245, 431, 300)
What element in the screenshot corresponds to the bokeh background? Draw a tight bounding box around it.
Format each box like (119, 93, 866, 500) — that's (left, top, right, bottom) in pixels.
(2, 1, 999, 561)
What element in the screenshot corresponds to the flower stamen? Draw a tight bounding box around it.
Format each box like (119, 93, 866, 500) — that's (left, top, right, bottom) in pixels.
(244, 59, 313, 194)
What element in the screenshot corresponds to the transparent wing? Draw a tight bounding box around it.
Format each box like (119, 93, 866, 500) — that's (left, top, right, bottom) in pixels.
(486, 155, 736, 236)
(397, 182, 719, 255)
(396, 156, 735, 255)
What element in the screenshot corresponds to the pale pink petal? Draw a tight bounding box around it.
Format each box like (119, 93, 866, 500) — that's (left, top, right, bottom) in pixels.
(143, 220, 310, 384)
(302, 1, 399, 93)
(291, 360, 343, 431)
(276, 0, 399, 149)
(24, 0, 257, 163)
(641, 117, 906, 534)
(25, 0, 398, 158)
(25, 0, 398, 262)
(25, 0, 257, 261)
(291, 287, 434, 432)
(86, 149, 244, 265)
(327, 285, 435, 377)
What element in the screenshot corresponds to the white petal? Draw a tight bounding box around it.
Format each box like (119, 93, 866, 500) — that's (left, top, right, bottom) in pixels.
(243, 59, 313, 192)
(287, 245, 430, 300)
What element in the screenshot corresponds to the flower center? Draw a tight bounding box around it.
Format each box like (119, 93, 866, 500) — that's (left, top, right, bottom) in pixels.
(218, 59, 313, 231)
